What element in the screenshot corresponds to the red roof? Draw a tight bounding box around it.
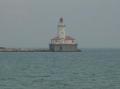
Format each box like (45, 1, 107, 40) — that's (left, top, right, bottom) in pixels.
(51, 36, 75, 40)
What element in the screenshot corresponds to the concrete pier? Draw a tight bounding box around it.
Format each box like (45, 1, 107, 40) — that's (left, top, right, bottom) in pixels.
(0, 47, 81, 52)
(0, 48, 50, 52)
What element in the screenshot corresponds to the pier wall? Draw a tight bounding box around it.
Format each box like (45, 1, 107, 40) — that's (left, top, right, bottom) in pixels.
(49, 44, 80, 52)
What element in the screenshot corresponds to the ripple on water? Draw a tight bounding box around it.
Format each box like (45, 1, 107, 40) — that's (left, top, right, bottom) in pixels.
(0, 49, 120, 89)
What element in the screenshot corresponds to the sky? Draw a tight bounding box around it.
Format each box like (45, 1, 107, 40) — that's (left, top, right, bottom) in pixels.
(0, 0, 119, 48)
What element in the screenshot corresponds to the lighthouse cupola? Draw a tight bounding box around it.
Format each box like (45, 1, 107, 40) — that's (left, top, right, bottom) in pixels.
(57, 17, 66, 43)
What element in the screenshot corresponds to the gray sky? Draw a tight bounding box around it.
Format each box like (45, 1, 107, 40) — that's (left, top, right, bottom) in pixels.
(0, 0, 119, 48)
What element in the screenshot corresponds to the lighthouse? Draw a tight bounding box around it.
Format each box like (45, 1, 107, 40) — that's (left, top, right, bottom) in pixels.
(57, 17, 66, 44)
(49, 17, 80, 52)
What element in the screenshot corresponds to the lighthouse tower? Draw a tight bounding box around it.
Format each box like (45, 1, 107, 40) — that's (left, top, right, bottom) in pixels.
(49, 17, 80, 52)
(57, 17, 66, 44)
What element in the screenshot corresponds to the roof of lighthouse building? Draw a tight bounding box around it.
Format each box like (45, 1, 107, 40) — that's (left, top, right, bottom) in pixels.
(51, 36, 75, 40)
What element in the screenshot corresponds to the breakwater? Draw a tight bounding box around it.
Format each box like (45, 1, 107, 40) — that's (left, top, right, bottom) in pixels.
(0, 48, 51, 52)
(0, 47, 81, 52)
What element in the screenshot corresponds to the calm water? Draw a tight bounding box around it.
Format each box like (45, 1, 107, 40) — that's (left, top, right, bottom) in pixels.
(0, 49, 120, 89)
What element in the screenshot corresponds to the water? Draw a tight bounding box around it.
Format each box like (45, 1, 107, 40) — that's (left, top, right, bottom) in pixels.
(0, 49, 120, 89)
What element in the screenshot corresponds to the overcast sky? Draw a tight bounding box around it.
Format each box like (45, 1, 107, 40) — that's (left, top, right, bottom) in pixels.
(0, 0, 119, 48)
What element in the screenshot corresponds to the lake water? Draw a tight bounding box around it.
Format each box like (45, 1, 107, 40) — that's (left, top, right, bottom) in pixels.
(0, 48, 120, 89)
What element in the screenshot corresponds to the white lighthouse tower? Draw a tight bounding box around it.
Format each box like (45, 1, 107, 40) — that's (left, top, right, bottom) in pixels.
(57, 17, 66, 44)
(49, 17, 80, 52)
